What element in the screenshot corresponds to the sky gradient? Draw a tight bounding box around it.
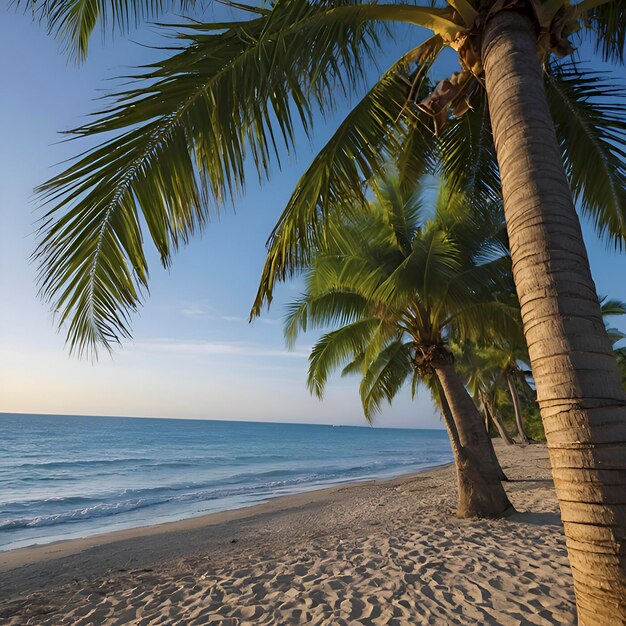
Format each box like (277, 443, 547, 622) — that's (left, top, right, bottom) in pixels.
(1, 6, 624, 428)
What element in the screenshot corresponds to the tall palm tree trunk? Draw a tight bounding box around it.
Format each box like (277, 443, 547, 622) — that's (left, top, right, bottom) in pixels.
(506, 371, 531, 443)
(435, 362, 513, 517)
(482, 11, 626, 623)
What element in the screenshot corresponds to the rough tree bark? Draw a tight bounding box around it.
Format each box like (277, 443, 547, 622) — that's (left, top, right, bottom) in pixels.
(434, 362, 513, 518)
(482, 11, 626, 623)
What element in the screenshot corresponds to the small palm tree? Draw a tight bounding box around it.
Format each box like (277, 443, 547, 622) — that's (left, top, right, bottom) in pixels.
(481, 343, 532, 443)
(602, 297, 626, 391)
(285, 178, 518, 517)
(452, 341, 517, 443)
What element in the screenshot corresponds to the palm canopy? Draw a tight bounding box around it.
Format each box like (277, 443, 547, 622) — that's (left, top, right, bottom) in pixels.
(451, 338, 528, 404)
(283, 177, 520, 420)
(32, 0, 626, 356)
(17, 0, 626, 61)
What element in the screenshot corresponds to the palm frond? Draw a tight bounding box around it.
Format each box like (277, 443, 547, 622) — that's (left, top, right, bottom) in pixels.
(283, 290, 368, 348)
(600, 295, 626, 317)
(36, 0, 385, 356)
(252, 46, 440, 316)
(579, 0, 626, 63)
(307, 318, 380, 397)
(606, 326, 626, 345)
(437, 93, 500, 204)
(307, 253, 395, 301)
(359, 339, 413, 421)
(430, 182, 508, 263)
(373, 177, 425, 256)
(545, 60, 626, 248)
(430, 255, 513, 328)
(14, 0, 197, 61)
(373, 228, 460, 311)
(444, 300, 524, 347)
(341, 351, 365, 377)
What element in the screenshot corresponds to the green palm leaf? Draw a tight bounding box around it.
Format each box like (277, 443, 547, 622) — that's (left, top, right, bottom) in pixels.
(307, 318, 380, 397)
(600, 295, 626, 317)
(373, 228, 461, 311)
(35, 0, 386, 356)
(438, 93, 500, 204)
(359, 339, 413, 421)
(545, 60, 626, 247)
(444, 300, 523, 347)
(252, 47, 439, 316)
(373, 177, 425, 255)
(15, 0, 197, 60)
(283, 290, 368, 348)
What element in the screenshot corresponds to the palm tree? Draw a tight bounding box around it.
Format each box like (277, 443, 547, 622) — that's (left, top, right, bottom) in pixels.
(452, 341, 519, 445)
(27, 0, 626, 618)
(603, 297, 626, 391)
(473, 343, 533, 443)
(285, 178, 517, 517)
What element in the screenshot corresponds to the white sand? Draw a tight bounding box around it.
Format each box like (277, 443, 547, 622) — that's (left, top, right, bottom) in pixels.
(0, 442, 575, 625)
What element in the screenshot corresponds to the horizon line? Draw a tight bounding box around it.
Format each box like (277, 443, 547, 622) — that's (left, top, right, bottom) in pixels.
(0, 411, 446, 431)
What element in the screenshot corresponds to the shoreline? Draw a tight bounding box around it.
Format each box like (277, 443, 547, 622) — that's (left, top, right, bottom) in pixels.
(0, 463, 454, 588)
(0, 443, 576, 625)
(0, 461, 453, 575)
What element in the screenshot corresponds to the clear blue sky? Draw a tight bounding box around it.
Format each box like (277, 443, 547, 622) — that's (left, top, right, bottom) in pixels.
(0, 6, 624, 428)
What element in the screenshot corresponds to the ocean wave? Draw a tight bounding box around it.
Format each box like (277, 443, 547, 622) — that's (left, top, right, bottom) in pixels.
(0, 497, 165, 530)
(0, 458, 443, 532)
(11, 453, 293, 474)
(15, 458, 154, 470)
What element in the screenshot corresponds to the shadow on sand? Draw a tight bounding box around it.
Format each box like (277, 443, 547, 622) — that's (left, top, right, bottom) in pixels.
(508, 510, 562, 527)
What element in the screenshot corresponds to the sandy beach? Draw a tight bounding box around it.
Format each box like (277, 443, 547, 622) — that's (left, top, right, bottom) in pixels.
(0, 442, 575, 625)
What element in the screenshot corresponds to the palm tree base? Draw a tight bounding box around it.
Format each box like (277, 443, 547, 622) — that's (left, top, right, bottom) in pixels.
(455, 456, 514, 518)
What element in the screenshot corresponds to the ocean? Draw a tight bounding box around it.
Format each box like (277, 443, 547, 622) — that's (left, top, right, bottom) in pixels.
(0, 413, 451, 552)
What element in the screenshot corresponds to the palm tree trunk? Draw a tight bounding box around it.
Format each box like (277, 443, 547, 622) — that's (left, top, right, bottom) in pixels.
(435, 377, 463, 457)
(485, 399, 515, 446)
(478, 393, 511, 478)
(506, 371, 531, 443)
(434, 362, 513, 518)
(482, 11, 626, 623)
(435, 376, 509, 503)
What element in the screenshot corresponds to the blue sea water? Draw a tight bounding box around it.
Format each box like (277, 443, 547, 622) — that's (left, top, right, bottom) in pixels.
(0, 413, 451, 552)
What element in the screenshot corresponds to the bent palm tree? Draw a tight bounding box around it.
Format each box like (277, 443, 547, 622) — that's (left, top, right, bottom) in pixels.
(285, 179, 516, 517)
(31, 0, 626, 618)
